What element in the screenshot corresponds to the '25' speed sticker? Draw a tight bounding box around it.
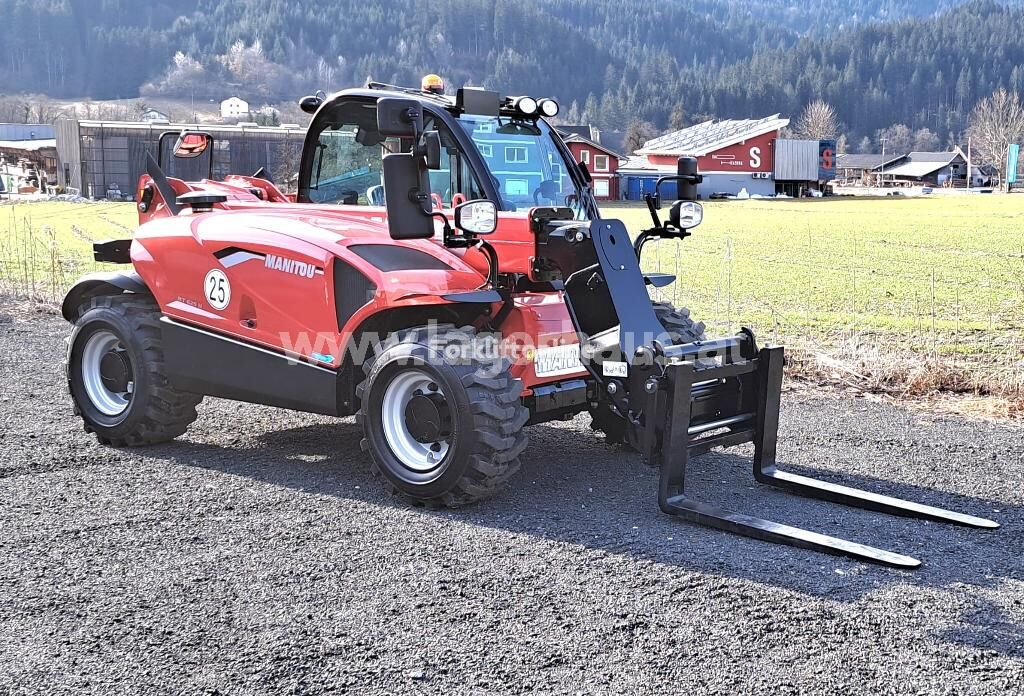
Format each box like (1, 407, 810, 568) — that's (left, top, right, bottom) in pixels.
(204, 269, 231, 310)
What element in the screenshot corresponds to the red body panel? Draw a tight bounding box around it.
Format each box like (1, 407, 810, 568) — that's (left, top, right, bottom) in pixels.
(138, 180, 539, 279)
(132, 201, 587, 389)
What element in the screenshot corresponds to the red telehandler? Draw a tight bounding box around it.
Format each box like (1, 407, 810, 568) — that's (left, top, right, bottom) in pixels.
(62, 78, 997, 567)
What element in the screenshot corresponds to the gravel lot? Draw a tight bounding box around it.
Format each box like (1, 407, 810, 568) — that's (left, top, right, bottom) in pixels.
(1, 300, 1023, 695)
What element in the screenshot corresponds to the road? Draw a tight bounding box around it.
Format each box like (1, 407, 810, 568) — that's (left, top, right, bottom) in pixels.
(1, 301, 1022, 695)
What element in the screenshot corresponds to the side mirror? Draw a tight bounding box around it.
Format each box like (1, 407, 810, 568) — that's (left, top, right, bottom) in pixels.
(382, 152, 434, 240)
(377, 97, 423, 138)
(422, 131, 442, 171)
(454, 200, 497, 235)
(670, 201, 703, 230)
(173, 132, 212, 159)
(299, 94, 324, 114)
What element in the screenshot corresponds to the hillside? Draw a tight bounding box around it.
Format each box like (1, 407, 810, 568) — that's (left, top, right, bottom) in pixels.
(674, 1, 1024, 141)
(0, 0, 1021, 143)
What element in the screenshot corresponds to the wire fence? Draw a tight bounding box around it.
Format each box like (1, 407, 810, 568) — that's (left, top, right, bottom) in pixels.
(3, 201, 1023, 397)
(642, 232, 1024, 396)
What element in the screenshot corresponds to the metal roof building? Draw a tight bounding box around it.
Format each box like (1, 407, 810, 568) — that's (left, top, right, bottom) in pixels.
(636, 115, 790, 158)
(878, 151, 967, 182)
(620, 114, 835, 199)
(55, 118, 306, 198)
(0, 123, 55, 141)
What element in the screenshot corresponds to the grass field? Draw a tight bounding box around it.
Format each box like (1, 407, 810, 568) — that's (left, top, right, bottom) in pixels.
(607, 197, 1024, 393)
(2, 196, 1022, 395)
(0, 201, 137, 301)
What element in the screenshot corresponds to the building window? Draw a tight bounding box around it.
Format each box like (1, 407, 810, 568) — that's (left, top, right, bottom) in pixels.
(505, 179, 529, 196)
(474, 121, 494, 134)
(478, 144, 493, 158)
(580, 150, 590, 164)
(594, 179, 610, 197)
(505, 146, 528, 163)
(593, 154, 609, 172)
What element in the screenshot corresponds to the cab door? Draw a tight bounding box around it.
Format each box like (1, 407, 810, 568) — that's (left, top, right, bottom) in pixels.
(298, 96, 390, 206)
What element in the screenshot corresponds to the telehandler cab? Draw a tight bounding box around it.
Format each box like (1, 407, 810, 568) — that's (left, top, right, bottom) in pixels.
(63, 77, 997, 567)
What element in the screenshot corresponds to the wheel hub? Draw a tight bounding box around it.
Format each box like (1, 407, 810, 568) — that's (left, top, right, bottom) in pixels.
(380, 370, 454, 473)
(99, 350, 133, 394)
(404, 392, 452, 444)
(80, 329, 133, 417)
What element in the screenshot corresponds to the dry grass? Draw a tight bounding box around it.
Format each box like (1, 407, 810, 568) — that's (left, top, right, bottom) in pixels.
(786, 341, 1024, 421)
(0, 201, 135, 302)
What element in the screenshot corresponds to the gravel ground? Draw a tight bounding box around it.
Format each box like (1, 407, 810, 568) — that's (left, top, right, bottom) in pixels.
(1, 300, 1023, 695)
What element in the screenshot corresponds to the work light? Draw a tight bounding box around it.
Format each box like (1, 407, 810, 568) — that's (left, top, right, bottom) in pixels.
(513, 96, 539, 116)
(538, 99, 559, 117)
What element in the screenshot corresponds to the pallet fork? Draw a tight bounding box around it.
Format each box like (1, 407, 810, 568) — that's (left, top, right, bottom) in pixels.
(639, 338, 998, 568)
(534, 191, 999, 567)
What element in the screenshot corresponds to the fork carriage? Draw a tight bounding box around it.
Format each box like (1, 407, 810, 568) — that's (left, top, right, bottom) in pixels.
(536, 198, 997, 569)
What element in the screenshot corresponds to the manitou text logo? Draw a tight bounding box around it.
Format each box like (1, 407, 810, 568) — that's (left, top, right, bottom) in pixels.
(265, 254, 324, 279)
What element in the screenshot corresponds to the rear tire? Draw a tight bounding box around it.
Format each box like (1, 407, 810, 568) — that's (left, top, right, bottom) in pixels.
(589, 405, 629, 445)
(67, 295, 202, 446)
(651, 301, 706, 344)
(356, 325, 529, 507)
(589, 300, 706, 445)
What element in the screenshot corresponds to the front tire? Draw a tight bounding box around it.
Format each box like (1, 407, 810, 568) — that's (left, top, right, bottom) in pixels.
(67, 295, 202, 446)
(356, 325, 529, 507)
(589, 300, 707, 445)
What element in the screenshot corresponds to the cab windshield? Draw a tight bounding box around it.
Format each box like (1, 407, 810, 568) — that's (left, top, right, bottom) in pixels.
(456, 115, 589, 218)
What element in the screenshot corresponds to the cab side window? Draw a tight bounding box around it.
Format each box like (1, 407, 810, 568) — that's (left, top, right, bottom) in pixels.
(304, 101, 396, 205)
(421, 116, 486, 208)
(301, 99, 486, 209)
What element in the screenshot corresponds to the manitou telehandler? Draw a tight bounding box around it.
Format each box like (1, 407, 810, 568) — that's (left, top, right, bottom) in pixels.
(62, 77, 997, 567)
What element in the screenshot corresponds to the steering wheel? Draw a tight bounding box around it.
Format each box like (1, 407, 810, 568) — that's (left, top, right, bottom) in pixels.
(452, 193, 466, 207)
(533, 179, 561, 205)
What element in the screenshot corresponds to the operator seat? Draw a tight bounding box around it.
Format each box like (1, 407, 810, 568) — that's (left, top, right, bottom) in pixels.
(367, 185, 385, 206)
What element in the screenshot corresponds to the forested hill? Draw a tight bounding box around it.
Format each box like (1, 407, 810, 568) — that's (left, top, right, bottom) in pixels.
(675, 1, 1024, 142)
(0, 0, 1021, 142)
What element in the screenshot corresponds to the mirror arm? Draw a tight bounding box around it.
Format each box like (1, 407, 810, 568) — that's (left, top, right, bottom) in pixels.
(428, 207, 452, 235)
(643, 192, 662, 228)
(474, 238, 500, 289)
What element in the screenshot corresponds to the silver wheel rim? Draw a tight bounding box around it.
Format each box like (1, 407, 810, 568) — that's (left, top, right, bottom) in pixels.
(381, 369, 452, 472)
(81, 330, 133, 417)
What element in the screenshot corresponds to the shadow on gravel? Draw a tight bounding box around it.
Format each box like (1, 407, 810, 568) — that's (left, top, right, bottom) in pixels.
(145, 418, 1022, 608)
(939, 598, 1024, 659)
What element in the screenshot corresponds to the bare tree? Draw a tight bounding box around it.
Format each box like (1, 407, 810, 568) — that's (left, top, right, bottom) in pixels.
(912, 127, 941, 152)
(967, 88, 1024, 191)
(623, 120, 658, 154)
(0, 95, 68, 124)
(669, 104, 686, 131)
(792, 100, 840, 140)
(273, 142, 303, 194)
(874, 124, 913, 156)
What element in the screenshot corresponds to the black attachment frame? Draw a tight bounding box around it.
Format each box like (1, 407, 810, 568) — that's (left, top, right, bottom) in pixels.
(542, 211, 999, 567)
(642, 342, 999, 568)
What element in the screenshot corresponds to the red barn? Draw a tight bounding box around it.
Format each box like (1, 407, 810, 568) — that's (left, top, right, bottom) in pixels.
(558, 130, 623, 200)
(618, 115, 790, 199)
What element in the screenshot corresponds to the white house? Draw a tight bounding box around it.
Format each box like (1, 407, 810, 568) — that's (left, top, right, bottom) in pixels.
(139, 108, 170, 123)
(220, 97, 250, 119)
